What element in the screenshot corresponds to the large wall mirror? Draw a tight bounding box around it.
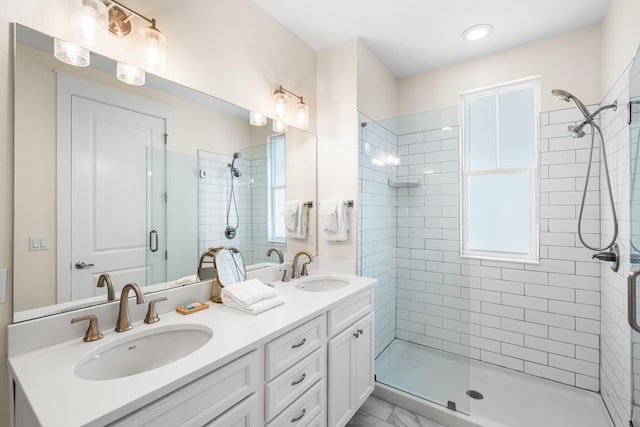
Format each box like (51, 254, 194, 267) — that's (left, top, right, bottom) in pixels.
(13, 24, 317, 322)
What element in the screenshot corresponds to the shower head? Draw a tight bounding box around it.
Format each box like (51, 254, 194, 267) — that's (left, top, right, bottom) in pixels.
(550, 89, 591, 119)
(228, 152, 242, 177)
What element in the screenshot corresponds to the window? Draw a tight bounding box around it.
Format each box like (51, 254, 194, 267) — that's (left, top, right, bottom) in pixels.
(460, 77, 539, 262)
(268, 134, 286, 242)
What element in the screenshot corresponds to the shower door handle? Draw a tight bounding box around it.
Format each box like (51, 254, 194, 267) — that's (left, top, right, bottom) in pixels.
(628, 269, 640, 333)
(149, 230, 158, 253)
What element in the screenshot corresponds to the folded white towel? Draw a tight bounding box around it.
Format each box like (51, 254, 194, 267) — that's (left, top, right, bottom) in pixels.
(220, 278, 278, 307)
(224, 295, 286, 314)
(319, 199, 339, 232)
(322, 199, 349, 242)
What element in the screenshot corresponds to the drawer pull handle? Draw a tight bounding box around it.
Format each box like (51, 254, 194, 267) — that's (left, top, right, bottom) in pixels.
(291, 338, 307, 349)
(291, 408, 306, 423)
(358, 328, 364, 335)
(353, 331, 360, 338)
(291, 373, 307, 386)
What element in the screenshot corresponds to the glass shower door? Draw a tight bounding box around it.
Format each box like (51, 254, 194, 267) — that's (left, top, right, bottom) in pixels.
(146, 146, 167, 285)
(358, 110, 472, 414)
(629, 42, 640, 427)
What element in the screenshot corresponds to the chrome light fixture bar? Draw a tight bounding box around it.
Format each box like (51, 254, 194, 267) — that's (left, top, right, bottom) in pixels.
(273, 85, 309, 128)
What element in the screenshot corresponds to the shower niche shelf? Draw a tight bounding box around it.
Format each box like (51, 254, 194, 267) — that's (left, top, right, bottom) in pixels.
(388, 177, 420, 188)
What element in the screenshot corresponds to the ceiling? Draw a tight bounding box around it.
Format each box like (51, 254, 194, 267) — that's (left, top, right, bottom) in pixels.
(251, 0, 611, 79)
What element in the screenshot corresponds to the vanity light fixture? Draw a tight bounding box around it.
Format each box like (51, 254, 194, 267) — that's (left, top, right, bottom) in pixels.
(273, 85, 310, 128)
(249, 111, 267, 126)
(116, 61, 145, 86)
(72, 0, 108, 45)
(462, 24, 493, 41)
(72, 0, 167, 73)
(273, 119, 288, 133)
(54, 38, 91, 67)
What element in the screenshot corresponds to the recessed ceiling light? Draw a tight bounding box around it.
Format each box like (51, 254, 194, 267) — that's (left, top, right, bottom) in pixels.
(462, 24, 493, 41)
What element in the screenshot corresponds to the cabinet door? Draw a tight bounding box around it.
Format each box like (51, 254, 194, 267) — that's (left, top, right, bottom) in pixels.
(328, 326, 355, 427)
(354, 313, 374, 408)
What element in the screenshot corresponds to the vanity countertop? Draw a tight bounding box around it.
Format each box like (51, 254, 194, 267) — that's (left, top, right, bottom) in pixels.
(8, 270, 376, 427)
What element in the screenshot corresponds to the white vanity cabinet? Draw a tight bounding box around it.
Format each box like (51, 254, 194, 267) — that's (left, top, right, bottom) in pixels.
(265, 314, 327, 426)
(8, 272, 377, 427)
(111, 350, 261, 426)
(327, 290, 375, 427)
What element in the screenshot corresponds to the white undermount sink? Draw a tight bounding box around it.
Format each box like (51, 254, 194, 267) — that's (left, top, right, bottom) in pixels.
(74, 324, 213, 381)
(295, 275, 350, 292)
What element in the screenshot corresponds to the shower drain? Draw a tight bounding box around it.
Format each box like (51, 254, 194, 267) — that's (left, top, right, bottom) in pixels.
(466, 390, 484, 400)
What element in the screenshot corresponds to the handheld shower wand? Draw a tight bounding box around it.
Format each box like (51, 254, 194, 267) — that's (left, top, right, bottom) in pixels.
(225, 152, 242, 239)
(550, 89, 619, 263)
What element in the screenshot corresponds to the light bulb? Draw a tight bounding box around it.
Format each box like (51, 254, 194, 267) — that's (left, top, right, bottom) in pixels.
(249, 111, 267, 126)
(72, 0, 108, 45)
(296, 99, 309, 128)
(117, 62, 146, 86)
(138, 25, 167, 73)
(273, 119, 288, 133)
(273, 88, 286, 119)
(54, 39, 90, 67)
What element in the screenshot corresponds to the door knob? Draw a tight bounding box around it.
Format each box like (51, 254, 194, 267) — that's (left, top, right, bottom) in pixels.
(75, 262, 95, 269)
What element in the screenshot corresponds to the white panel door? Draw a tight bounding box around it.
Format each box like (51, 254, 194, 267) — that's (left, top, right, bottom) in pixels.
(71, 95, 166, 300)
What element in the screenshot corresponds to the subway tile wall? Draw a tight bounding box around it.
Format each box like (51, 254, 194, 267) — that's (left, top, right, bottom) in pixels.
(358, 104, 621, 392)
(198, 151, 253, 262)
(394, 109, 604, 390)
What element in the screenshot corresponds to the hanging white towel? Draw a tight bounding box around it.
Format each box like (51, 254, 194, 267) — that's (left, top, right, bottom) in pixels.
(283, 200, 299, 231)
(283, 200, 307, 239)
(221, 278, 285, 314)
(322, 199, 349, 242)
(319, 199, 339, 232)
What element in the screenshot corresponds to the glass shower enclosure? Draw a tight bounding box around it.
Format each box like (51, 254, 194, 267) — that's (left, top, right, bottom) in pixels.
(357, 108, 472, 414)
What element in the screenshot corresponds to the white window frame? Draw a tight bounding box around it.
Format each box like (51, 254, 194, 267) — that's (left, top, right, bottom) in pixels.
(460, 77, 540, 263)
(267, 133, 286, 243)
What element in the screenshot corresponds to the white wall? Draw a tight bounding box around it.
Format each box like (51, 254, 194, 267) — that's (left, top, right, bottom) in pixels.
(1, 1, 318, 425)
(357, 40, 398, 122)
(601, 0, 640, 98)
(397, 26, 602, 115)
(317, 40, 360, 263)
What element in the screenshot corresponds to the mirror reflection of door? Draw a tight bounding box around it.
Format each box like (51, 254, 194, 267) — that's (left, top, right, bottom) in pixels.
(70, 96, 167, 300)
(57, 74, 170, 302)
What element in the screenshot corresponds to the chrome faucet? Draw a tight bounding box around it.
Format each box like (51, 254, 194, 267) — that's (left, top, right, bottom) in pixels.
(266, 247, 284, 264)
(292, 251, 312, 279)
(96, 273, 115, 301)
(115, 283, 146, 332)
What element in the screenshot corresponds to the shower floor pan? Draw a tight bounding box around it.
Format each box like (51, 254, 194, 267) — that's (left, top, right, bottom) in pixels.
(375, 340, 613, 427)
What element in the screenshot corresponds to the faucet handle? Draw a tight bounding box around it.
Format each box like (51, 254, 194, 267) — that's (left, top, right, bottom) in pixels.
(71, 315, 103, 342)
(279, 267, 291, 282)
(144, 297, 168, 324)
(301, 262, 311, 277)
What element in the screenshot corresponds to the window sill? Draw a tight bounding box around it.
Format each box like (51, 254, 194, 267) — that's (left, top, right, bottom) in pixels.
(459, 254, 540, 265)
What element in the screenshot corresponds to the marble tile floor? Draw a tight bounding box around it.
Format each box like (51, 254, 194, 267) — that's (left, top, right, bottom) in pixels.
(347, 395, 447, 427)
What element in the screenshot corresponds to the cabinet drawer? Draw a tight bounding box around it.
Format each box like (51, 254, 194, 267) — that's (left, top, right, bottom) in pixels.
(266, 380, 325, 427)
(266, 348, 325, 420)
(266, 315, 326, 379)
(112, 350, 259, 427)
(305, 410, 326, 427)
(205, 394, 259, 427)
(328, 289, 373, 336)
